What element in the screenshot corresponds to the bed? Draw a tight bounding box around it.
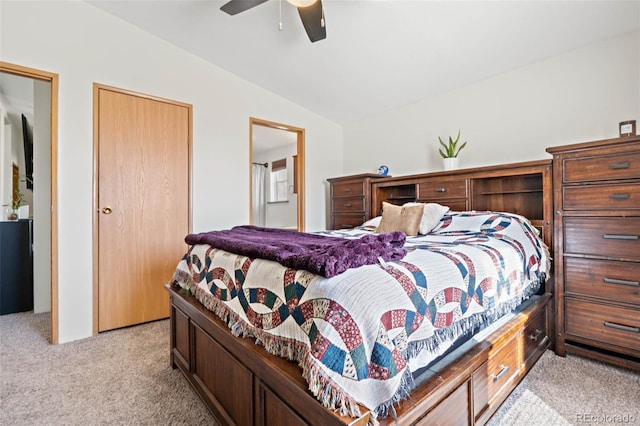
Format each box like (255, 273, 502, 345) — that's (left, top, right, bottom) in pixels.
(167, 204, 552, 425)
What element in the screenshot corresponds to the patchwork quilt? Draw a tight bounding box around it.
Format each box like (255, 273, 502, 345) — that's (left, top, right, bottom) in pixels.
(171, 211, 550, 419)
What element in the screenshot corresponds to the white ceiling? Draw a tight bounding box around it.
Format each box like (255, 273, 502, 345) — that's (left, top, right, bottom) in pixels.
(86, 1, 639, 124)
(252, 123, 298, 154)
(0, 72, 34, 123)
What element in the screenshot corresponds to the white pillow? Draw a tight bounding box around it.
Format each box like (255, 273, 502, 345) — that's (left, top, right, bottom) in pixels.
(403, 202, 450, 234)
(361, 216, 382, 230)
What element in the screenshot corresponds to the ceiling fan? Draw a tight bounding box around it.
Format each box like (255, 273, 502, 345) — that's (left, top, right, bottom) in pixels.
(220, 0, 327, 42)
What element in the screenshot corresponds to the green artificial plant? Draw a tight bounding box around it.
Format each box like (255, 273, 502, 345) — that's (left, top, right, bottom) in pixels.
(9, 174, 32, 210)
(12, 187, 25, 210)
(438, 130, 468, 158)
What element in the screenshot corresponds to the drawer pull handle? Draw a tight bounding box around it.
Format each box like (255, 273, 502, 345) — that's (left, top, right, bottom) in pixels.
(343, 188, 352, 192)
(340, 225, 354, 229)
(609, 162, 629, 170)
(603, 277, 640, 287)
(610, 194, 629, 200)
(603, 234, 638, 241)
(343, 203, 352, 208)
(491, 365, 509, 381)
(529, 328, 544, 342)
(603, 321, 640, 333)
(434, 188, 446, 193)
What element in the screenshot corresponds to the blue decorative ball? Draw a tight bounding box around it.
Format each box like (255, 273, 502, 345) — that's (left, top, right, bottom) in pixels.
(378, 165, 389, 176)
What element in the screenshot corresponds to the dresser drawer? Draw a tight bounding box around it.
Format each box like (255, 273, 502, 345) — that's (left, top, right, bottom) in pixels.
(563, 151, 640, 183)
(563, 183, 640, 210)
(565, 257, 640, 305)
(332, 181, 365, 197)
(332, 197, 365, 213)
(564, 217, 640, 261)
(418, 180, 467, 200)
(565, 298, 640, 357)
(331, 214, 367, 230)
(473, 338, 519, 420)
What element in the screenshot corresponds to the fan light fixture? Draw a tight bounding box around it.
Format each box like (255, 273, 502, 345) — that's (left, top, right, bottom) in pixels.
(220, 0, 326, 42)
(287, 0, 317, 7)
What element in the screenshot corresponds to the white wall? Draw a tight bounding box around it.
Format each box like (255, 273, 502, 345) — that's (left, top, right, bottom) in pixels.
(343, 31, 640, 176)
(1, 1, 343, 343)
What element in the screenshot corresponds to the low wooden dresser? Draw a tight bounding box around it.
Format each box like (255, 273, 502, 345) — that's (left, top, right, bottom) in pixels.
(547, 136, 640, 370)
(327, 173, 384, 230)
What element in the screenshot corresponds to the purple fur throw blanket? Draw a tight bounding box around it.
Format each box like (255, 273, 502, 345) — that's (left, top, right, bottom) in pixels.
(184, 225, 407, 278)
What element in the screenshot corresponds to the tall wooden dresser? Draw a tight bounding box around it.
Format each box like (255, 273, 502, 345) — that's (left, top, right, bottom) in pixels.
(547, 136, 640, 370)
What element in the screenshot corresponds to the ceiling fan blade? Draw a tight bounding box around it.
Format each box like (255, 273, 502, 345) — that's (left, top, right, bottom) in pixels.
(298, 0, 326, 42)
(220, 0, 270, 16)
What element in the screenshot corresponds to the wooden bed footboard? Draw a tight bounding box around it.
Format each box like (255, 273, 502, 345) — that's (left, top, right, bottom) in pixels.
(166, 283, 551, 426)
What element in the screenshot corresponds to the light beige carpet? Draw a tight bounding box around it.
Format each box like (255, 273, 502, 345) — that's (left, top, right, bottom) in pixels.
(488, 344, 639, 426)
(0, 312, 213, 425)
(490, 389, 570, 426)
(1, 312, 638, 425)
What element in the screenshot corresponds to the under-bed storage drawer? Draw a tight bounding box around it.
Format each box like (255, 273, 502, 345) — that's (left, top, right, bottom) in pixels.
(472, 338, 519, 422)
(172, 304, 191, 370)
(414, 381, 470, 426)
(522, 305, 548, 371)
(193, 323, 254, 425)
(260, 383, 307, 426)
(565, 298, 640, 358)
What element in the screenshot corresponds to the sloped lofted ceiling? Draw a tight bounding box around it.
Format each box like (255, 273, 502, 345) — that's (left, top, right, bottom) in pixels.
(87, 0, 640, 125)
(0, 72, 35, 124)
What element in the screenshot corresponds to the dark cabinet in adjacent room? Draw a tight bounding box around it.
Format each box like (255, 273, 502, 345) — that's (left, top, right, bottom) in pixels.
(0, 219, 34, 315)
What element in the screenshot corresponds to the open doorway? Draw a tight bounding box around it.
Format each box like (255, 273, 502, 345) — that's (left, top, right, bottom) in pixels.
(249, 118, 305, 231)
(0, 62, 59, 344)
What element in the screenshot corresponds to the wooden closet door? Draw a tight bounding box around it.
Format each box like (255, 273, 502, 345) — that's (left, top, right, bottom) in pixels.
(95, 85, 190, 332)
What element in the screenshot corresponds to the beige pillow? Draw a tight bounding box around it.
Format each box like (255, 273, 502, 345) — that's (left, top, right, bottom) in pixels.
(375, 202, 424, 236)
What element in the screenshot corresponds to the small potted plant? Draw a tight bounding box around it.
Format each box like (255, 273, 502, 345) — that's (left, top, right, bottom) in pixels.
(3, 175, 31, 220)
(438, 130, 467, 170)
(4, 188, 25, 220)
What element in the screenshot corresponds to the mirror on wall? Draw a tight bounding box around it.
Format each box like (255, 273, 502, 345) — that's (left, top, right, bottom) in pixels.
(0, 70, 52, 318)
(0, 72, 35, 216)
(250, 118, 305, 231)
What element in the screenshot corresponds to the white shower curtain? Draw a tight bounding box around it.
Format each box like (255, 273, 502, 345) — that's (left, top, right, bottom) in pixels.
(252, 164, 267, 227)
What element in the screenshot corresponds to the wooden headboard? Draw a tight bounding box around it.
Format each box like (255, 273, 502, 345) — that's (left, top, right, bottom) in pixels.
(369, 159, 553, 249)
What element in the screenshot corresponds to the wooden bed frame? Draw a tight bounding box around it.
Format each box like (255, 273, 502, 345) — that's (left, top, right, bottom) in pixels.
(168, 160, 554, 425)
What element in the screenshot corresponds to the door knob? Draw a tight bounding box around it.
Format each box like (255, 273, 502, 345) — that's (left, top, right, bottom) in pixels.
(102, 206, 113, 214)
